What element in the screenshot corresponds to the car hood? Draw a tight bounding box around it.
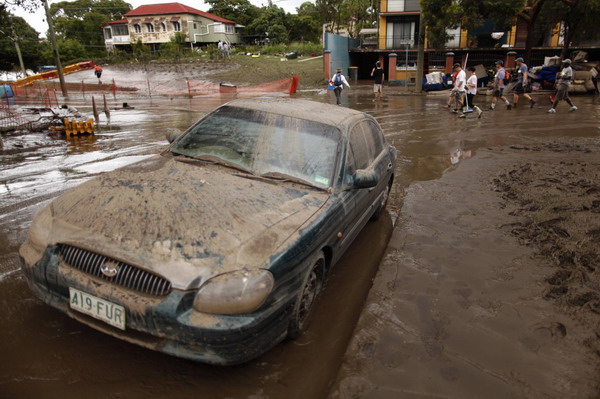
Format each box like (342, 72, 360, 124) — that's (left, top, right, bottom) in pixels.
(46, 156, 329, 290)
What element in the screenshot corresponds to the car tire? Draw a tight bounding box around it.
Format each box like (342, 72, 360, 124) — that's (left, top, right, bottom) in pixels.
(288, 252, 325, 339)
(371, 179, 392, 221)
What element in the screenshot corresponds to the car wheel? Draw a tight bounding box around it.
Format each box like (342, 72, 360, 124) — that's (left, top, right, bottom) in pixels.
(288, 252, 324, 339)
(371, 180, 392, 221)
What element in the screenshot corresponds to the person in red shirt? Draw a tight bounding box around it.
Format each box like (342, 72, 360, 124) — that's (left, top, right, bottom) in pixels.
(94, 65, 103, 84)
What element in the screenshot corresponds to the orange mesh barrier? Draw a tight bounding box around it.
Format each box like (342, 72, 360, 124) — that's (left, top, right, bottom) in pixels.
(185, 77, 299, 98)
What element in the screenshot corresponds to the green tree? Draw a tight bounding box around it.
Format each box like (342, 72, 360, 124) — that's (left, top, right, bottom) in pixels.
(0, 11, 44, 70)
(315, 0, 343, 33)
(41, 38, 87, 64)
(205, 0, 259, 26)
(245, 5, 289, 43)
(421, 0, 525, 49)
(287, 13, 321, 42)
(340, 0, 377, 38)
(536, 0, 600, 58)
(49, 0, 131, 58)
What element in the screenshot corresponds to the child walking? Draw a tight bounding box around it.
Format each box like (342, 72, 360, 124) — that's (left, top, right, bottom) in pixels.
(460, 67, 483, 118)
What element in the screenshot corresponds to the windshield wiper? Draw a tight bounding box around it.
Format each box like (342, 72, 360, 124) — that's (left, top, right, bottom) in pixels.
(260, 172, 326, 191)
(174, 154, 252, 174)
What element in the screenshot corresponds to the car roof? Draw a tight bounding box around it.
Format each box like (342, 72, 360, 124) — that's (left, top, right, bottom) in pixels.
(222, 98, 367, 129)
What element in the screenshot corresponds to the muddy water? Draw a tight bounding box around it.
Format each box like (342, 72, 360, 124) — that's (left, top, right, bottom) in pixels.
(1, 86, 598, 398)
(0, 91, 393, 398)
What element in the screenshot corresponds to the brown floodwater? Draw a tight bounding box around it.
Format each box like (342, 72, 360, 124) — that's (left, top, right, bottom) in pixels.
(1, 83, 598, 398)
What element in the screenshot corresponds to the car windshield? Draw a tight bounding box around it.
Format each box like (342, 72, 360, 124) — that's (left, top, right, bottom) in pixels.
(170, 106, 340, 189)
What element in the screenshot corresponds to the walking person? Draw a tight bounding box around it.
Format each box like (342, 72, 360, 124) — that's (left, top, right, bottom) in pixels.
(330, 68, 350, 106)
(94, 64, 103, 84)
(371, 61, 385, 101)
(490, 60, 511, 110)
(450, 63, 466, 113)
(460, 67, 483, 118)
(513, 57, 536, 108)
(548, 58, 577, 113)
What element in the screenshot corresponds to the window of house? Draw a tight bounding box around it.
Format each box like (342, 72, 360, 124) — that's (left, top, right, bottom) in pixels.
(146, 23, 154, 33)
(161, 22, 167, 32)
(193, 23, 197, 29)
(113, 25, 128, 36)
(104, 28, 112, 39)
(213, 24, 234, 34)
(386, 17, 418, 48)
(172, 21, 181, 32)
(134, 24, 141, 33)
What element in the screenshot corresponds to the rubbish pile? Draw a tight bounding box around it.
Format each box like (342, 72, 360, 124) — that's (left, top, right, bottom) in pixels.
(530, 51, 597, 93)
(0, 105, 85, 133)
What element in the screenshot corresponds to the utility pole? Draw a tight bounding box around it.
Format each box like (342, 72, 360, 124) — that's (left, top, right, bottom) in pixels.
(10, 22, 27, 77)
(43, 0, 68, 97)
(415, 12, 425, 92)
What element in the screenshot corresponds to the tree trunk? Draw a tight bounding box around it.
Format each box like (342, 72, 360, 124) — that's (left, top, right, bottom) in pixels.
(523, 0, 547, 65)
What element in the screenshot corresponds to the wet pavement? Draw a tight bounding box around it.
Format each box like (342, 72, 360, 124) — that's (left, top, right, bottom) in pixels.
(1, 81, 599, 398)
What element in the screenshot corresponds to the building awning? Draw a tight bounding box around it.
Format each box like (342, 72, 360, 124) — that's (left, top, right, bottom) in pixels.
(170, 17, 180, 21)
(144, 18, 153, 23)
(131, 19, 140, 23)
(359, 28, 378, 35)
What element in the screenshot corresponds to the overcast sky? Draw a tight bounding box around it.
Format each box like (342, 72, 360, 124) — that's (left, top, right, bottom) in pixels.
(12, 0, 313, 37)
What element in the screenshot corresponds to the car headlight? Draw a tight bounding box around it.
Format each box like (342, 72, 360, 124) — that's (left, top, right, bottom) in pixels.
(193, 269, 274, 315)
(28, 204, 53, 251)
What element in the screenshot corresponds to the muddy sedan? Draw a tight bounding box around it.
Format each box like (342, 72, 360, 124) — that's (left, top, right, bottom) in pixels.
(19, 98, 396, 365)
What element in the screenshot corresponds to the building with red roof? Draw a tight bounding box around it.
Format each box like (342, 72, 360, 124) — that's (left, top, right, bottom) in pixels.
(103, 2, 242, 51)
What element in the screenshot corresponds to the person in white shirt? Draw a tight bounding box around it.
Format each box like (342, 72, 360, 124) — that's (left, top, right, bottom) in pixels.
(330, 68, 351, 106)
(459, 67, 483, 118)
(451, 63, 466, 113)
(548, 58, 577, 113)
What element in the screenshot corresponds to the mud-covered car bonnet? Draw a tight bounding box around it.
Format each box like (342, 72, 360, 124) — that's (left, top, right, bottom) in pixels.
(47, 155, 329, 289)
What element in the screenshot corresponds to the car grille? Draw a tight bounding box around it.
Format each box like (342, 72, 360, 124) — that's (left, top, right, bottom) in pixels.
(57, 244, 172, 296)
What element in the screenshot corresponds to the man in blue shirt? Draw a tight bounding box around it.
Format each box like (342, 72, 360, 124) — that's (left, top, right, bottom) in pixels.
(513, 57, 536, 108)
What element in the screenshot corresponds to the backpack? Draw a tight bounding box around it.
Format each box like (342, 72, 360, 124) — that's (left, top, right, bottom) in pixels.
(503, 71, 511, 85)
(334, 74, 342, 86)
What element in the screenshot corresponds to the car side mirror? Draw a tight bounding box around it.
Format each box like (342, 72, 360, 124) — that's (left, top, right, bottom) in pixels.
(165, 130, 182, 143)
(353, 169, 378, 189)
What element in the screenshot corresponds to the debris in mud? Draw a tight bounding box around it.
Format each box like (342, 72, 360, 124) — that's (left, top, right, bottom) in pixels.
(492, 143, 600, 357)
(1, 105, 84, 133)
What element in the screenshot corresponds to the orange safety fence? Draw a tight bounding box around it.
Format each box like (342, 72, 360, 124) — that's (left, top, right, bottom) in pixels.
(185, 76, 299, 97)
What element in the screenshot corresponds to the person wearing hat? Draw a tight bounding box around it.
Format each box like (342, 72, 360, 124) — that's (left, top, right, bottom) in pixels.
(490, 60, 512, 110)
(370, 61, 385, 101)
(450, 63, 466, 113)
(513, 57, 536, 108)
(330, 67, 351, 106)
(548, 58, 577, 113)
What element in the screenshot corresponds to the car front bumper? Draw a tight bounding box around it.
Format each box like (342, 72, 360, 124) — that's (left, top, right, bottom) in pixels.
(20, 246, 293, 366)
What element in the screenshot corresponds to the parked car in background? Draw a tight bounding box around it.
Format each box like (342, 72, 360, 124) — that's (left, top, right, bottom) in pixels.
(19, 98, 397, 365)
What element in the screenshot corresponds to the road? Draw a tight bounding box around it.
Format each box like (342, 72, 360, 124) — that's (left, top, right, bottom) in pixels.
(1, 84, 598, 398)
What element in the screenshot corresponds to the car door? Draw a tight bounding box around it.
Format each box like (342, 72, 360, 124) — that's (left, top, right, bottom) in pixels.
(360, 119, 392, 206)
(337, 121, 375, 251)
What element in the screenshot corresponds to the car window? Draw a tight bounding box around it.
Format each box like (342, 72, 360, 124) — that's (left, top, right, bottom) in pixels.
(170, 106, 341, 189)
(364, 120, 385, 158)
(348, 126, 369, 170)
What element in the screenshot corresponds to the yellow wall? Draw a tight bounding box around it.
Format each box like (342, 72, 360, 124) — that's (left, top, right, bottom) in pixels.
(460, 28, 468, 48)
(379, 15, 387, 49)
(509, 25, 517, 47)
(550, 23, 561, 46)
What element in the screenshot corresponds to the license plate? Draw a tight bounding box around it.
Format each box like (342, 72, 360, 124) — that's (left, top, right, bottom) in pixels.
(69, 287, 126, 330)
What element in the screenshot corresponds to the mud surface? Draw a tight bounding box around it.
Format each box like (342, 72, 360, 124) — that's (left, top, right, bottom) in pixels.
(332, 97, 600, 398)
(2, 65, 600, 398)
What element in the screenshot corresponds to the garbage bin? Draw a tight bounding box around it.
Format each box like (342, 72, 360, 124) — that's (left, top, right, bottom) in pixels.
(348, 66, 358, 82)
